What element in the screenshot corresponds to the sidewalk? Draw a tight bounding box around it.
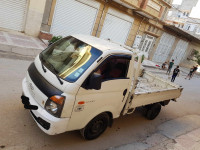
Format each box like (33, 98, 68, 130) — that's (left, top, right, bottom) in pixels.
(109, 115, 200, 150)
(0, 31, 47, 60)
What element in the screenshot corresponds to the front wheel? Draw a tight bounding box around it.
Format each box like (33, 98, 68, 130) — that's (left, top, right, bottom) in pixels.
(80, 113, 109, 140)
(145, 103, 161, 120)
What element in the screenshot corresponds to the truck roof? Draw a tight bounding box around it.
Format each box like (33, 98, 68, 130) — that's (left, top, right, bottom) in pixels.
(72, 34, 132, 53)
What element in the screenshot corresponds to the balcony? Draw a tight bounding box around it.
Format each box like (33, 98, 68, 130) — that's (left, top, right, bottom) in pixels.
(113, 0, 166, 20)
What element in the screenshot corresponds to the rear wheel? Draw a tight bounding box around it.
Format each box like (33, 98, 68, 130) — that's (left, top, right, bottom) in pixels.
(145, 103, 161, 120)
(80, 113, 109, 140)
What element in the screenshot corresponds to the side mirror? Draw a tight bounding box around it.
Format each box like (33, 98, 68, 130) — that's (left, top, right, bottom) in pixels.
(87, 73, 102, 90)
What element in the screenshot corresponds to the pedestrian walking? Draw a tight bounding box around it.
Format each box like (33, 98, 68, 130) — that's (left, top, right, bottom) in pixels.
(166, 60, 174, 75)
(171, 66, 180, 82)
(191, 65, 198, 78)
(185, 66, 194, 80)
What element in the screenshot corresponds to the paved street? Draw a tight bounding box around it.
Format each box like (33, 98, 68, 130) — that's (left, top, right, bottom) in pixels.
(0, 58, 200, 150)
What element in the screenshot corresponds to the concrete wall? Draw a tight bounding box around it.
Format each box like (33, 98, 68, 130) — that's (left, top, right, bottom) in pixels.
(24, 0, 46, 37)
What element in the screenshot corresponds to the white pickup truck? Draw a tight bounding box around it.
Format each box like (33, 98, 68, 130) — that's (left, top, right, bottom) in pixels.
(21, 34, 183, 140)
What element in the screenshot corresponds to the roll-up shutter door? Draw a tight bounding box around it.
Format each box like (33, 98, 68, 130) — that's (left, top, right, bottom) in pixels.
(152, 33, 175, 63)
(100, 8, 134, 45)
(171, 40, 188, 65)
(50, 0, 100, 36)
(0, 0, 28, 31)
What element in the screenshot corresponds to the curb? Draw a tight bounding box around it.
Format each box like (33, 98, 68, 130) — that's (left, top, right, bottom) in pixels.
(0, 51, 34, 61)
(0, 43, 44, 61)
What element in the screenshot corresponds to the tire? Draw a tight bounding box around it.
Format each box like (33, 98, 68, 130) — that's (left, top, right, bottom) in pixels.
(145, 103, 161, 120)
(80, 113, 109, 140)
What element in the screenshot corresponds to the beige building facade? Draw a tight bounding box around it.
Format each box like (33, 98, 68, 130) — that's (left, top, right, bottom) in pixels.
(39, 0, 200, 67)
(41, 0, 170, 56)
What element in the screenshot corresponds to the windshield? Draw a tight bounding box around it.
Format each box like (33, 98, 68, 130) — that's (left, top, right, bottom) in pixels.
(40, 36, 102, 82)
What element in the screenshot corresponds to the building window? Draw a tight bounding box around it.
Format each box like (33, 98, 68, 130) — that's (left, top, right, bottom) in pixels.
(147, 0, 161, 11)
(148, 25, 151, 32)
(151, 26, 155, 32)
(168, 11, 172, 16)
(155, 28, 159, 34)
(161, 7, 167, 20)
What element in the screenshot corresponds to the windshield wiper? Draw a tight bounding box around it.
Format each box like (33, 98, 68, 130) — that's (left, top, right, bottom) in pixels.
(40, 54, 63, 85)
(40, 54, 47, 73)
(47, 63, 64, 85)
(54, 72, 64, 85)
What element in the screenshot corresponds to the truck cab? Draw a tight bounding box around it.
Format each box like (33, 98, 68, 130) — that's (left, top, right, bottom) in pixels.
(22, 34, 136, 139)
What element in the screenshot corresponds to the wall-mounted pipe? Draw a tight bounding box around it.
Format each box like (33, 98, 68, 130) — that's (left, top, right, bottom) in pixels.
(95, 0, 108, 37)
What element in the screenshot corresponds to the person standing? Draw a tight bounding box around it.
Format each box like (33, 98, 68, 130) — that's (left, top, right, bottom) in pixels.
(171, 66, 180, 82)
(185, 66, 194, 80)
(166, 60, 174, 75)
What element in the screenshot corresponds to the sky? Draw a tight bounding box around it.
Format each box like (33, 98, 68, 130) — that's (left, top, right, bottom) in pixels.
(172, 0, 200, 18)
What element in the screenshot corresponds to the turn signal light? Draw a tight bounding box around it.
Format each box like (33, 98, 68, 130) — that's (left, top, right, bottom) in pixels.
(78, 101, 85, 105)
(50, 95, 65, 105)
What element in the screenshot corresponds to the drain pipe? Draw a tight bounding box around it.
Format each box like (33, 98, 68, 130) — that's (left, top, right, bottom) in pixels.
(136, 17, 145, 35)
(95, 0, 108, 37)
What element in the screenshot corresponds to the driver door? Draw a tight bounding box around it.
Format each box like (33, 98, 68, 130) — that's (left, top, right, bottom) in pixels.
(68, 55, 131, 130)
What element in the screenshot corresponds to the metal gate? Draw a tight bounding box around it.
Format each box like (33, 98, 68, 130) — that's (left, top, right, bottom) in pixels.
(0, 0, 28, 31)
(100, 8, 134, 45)
(170, 40, 188, 65)
(50, 0, 100, 36)
(152, 33, 175, 63)
(140, 35, 154, 53)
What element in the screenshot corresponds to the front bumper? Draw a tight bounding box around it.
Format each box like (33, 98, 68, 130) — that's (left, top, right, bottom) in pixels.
(22, 78, 70, 135)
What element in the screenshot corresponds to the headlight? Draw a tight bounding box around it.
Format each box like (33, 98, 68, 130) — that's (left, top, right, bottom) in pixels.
(45, 95, 65, 118)
(46, 101, 58, 114)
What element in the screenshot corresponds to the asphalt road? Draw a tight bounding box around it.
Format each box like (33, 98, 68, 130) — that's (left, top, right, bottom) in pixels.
(0, 58, 200, 150)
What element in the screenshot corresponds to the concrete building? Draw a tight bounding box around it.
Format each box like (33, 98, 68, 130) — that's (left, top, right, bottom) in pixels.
(39, 0, 200, 67)
(182, 17, 200, 39)
(166, 0, 200, 39)
(0, 0, 199, 68)
(40, 0, 172, 58)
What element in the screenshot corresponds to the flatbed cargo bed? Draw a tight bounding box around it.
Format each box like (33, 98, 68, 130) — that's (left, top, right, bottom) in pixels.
(131, 71, 183, 108)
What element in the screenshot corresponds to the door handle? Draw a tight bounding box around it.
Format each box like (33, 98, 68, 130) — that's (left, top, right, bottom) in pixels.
(122, 89, 128, 102)
(123, 89, 127, 96)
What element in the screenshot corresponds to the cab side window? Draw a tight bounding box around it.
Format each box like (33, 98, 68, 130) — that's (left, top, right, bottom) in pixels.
(95, 56, 130, 81)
